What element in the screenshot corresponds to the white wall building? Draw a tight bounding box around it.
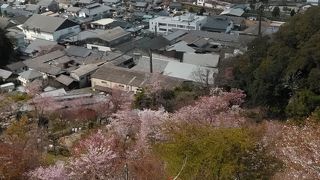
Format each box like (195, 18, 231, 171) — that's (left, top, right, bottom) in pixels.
(149, 13, 207, 34)
(307, 0, 320, 5)
(22, 14, 81, 41)
(197, 0, 205, 6)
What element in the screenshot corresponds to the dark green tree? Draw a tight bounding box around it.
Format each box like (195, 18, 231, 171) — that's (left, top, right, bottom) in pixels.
(272, 6, 280, 17)
(0, 28, 14, 67)
(188, 7, 195, 13)
(290, 9, 295, 16)
(198, 7, 205, 15)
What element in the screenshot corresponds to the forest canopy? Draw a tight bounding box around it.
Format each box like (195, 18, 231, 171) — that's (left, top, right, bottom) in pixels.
(232, 7, 320, 119)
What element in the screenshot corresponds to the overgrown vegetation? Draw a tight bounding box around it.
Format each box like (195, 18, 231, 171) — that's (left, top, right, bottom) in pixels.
(134, 82, 205, 112)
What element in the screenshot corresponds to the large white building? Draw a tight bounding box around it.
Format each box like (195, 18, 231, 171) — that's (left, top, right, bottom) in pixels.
(149, 14, 207, 34)
(22, 14, 81, 41)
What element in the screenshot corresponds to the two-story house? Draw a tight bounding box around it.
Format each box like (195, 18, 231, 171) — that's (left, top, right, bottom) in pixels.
(22, 14, 81, 41)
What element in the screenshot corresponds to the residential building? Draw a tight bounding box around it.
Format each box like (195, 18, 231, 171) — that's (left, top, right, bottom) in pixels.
(132, 54, 218, 84)
(169, 2, 182, 10)
(85, 26, 132, 47)
(149, 13, 207, 34)
(70, 64, 98, 88)
(22, 14, 81, 41)
(18, 69, 43, 86)
(66, 6, 81, 17)
(102, 0, 121, 6)
(37, 0, 59, 13)
(91, 65, 148, 93)
(91, 64, 183, 93)
(202, 16, 234, 33)
(78, 3, 111, 19)
(90, 18, 115, 29)
(134, 2, 148, 11)
(25, 4, 40, 14)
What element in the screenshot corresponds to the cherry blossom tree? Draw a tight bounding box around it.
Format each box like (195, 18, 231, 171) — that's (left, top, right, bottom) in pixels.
(29, 130, 121, 180)
(25, 79, 43, 97)
(110, 110, 140, 140)
(263, 120, 320, 179)
(69, 130, 119, 179)
(28, 162, 68, 180)
(137, 108, 169, 148)
(172, 88, 246, 127)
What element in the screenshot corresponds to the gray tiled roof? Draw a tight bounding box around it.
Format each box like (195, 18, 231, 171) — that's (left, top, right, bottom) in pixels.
(97, 26, 130, 42)
(25, 4, 40, 11)
(71, 64, 98, 77)
(56, 74, 75, 86)
(6, 61, 26, 71)
(92, 64, 151, 88)
(66, 45, 91, 57)
(0, 68, 13, 79)
(202, 16, 230, 31)
(24, 50, 66, 66)
(24, 39, 57, 54)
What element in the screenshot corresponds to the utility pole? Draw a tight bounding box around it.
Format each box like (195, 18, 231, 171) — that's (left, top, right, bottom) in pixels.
(124, 163, 129, 180)
(149, 48, 153, 73)
(258, 6, 262, 37)
(256, 1, 263, 37)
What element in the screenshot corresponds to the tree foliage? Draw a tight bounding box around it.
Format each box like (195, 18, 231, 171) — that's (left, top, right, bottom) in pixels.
(154, 124, 280, 179)
(232, 7, 320, 118)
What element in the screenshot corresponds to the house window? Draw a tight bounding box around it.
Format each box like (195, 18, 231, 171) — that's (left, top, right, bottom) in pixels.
(101, 81, 107, 84)
(159, 28, 167, 32)
(168, 24, 176, 27)
(91, 46, 99, 50)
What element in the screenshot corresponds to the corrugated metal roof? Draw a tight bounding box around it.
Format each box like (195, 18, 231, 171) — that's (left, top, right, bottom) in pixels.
(19, 69, 42, 80)
(183, 53, 219, 68)
(167, 41, 196, 53)
(220, 8, 244, 17)
(164, 30, 187, 42)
